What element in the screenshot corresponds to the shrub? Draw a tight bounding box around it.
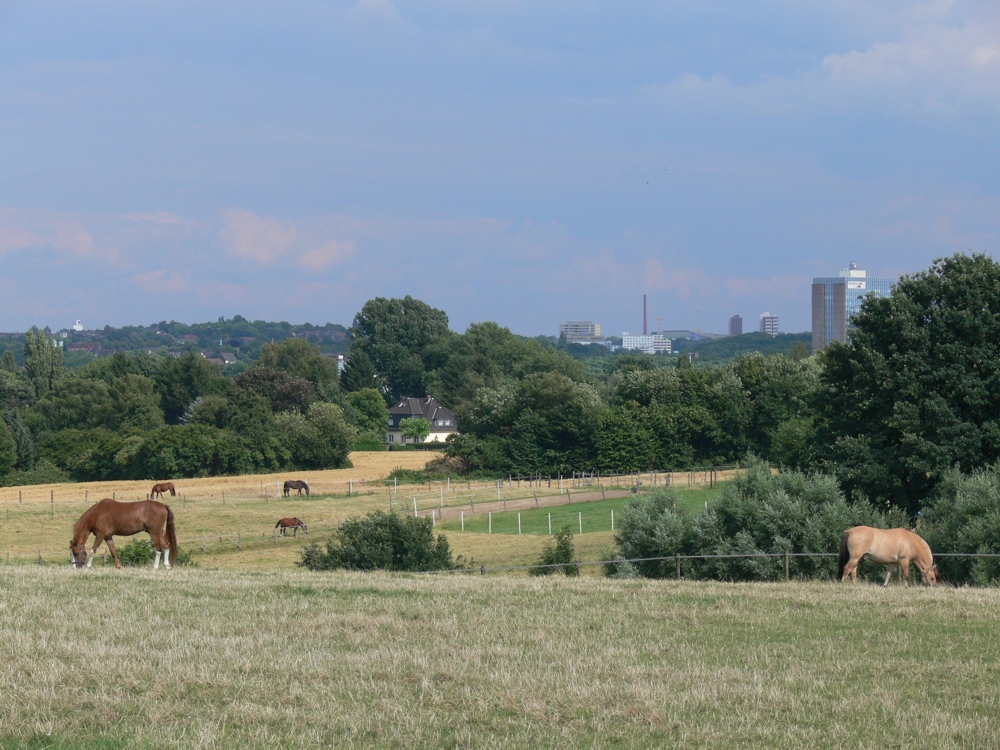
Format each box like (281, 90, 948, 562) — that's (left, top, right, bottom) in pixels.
(920, 466, 1000, 585)
(531, 525, 576, 576)
(613, 458, 892, 581)
(298, 511, 456, 572)
(117, 538, 195, 567)
(1, 459, 71, 487)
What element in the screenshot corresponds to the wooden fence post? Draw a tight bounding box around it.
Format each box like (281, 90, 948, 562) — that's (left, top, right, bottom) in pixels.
(675, 554, 681, 580)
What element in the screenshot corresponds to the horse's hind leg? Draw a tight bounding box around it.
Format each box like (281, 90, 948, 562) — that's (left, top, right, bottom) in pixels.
(842, 554, 862, 583)
(106, 537, 122, 569)
(152, 531, 170, 570)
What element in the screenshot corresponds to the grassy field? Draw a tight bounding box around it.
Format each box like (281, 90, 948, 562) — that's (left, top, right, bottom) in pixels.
(0, 452, 722, 570)
(0, 567, 996, 749)
(439, 488, 723, 536)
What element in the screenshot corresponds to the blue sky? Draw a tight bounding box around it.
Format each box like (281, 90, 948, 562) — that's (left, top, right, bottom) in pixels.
(1, 1, 998, 337)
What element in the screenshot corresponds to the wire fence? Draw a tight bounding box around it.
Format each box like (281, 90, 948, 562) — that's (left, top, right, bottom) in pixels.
(423, 551, 1000, 580)
(0, 465, 741, 564)
(0, 465, 739, 507)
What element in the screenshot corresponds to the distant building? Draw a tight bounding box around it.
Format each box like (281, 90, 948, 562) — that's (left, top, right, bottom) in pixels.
(559, 321, 603, 343)
(620, 332, 672, 355)
(759, 312, 779, 337)
(72, 320, 84, 332)
(812, 261, 894, 352)
(729, 315, 743, 336)
(387, 396, 458, 445)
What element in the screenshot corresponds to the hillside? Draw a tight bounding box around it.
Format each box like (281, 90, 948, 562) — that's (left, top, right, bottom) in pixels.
(0, 315, 350, 369)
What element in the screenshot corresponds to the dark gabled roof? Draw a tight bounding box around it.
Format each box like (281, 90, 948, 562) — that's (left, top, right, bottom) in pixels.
(388, 396, 457, 425)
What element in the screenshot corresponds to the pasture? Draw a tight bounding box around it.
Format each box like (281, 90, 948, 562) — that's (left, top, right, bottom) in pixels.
(0, 568, 996, 749)
(0, 452, 718, 570)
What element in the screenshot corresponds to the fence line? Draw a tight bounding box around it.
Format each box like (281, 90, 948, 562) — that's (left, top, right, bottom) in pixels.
(427, 551, 1000, 579)
(0, 465, 741, 507)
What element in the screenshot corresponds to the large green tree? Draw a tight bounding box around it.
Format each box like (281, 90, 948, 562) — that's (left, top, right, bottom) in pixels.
(345, 388, 389, 442)
(815, 253, 1000, 512)
(350, 296, 453, 402)
(23, 328, 63, 399)
(256, 338, 339, 397)
(154, 351, 230, 424)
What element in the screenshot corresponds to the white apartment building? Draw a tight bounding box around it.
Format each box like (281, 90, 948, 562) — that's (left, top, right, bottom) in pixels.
(620, 332, 672, 355)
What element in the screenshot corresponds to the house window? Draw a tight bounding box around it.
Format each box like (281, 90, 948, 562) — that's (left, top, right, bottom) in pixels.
(387, 434, 394, 443)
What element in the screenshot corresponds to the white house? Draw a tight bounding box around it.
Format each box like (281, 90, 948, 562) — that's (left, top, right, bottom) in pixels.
(387, 396, 458, 445)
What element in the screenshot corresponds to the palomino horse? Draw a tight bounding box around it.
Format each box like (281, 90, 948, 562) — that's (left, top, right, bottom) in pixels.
(70, 498, 178, 570)
(150, 481, 176, 499)
(283, 480, 310, 497)
(838, 526, 938, 586)
(276, 517, 308, 537)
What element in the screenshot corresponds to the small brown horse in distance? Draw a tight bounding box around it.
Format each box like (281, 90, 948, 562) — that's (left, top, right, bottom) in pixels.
(71, 498, 178, 570)
(838, 526, 938, 586)
(150, 481, 176, 499)
(283, 480, 309, 496)
(276, 517, 308, 537)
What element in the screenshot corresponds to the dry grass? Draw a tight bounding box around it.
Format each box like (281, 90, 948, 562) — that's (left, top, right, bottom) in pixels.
(0, 569, 996, 749)
(0, 451, 443, 505)
(0, 459, 717, 568)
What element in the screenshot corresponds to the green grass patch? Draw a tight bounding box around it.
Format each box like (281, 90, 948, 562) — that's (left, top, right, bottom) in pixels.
(439, 486, 723, 535)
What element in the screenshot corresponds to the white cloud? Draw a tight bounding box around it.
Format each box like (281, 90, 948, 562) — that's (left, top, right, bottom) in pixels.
(220, 209, 298, 264)
(130, 269, 187, 295)
(0, 208, 119, 263)
(299, 239, 355, 271)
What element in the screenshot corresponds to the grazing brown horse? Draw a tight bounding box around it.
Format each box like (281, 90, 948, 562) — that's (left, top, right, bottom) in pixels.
(150, 481, 176, 499)
(283, 480, 309, 497)
(70, 498, 178, 571)
(276, 517, 308, 537)
(838, 526, 938, 586)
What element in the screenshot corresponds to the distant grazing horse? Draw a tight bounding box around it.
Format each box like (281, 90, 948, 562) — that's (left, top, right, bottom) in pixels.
(283, 480, 310, 497)
(150, 482, 176, 499)
(70, 498, 178, 570)
(276, 517, 308, 537)
(838, 526, 938, 586)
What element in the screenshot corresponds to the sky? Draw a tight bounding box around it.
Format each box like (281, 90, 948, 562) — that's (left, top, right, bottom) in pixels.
(1, 1, 998, 337)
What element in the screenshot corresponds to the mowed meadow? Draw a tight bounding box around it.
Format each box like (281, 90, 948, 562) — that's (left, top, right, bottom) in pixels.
(1, 569, 998, 749)
(3, 453, 999, 748)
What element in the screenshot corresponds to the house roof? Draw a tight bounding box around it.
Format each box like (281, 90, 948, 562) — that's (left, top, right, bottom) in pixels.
(388, 396, 457, 427)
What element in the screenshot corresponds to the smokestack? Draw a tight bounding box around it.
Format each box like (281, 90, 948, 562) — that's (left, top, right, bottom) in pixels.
(643, 294, 647, 335)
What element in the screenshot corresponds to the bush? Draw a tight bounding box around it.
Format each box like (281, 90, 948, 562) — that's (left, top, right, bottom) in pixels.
(298, 511, 456, 572)
(1, 459, 71, 487)
(531, 525, 576, 576)
(612, 458, 892, 581)
(116, 538, 194, 567)
(920, 466, 1000, 585)
(353, 439, 385, 451)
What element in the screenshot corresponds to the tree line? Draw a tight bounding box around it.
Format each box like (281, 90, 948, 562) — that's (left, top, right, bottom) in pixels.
(4, 252, 999, 523)
(0, 336, 366, 484)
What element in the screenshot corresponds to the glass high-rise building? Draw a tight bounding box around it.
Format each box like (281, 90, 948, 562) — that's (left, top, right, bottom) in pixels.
(811, 262, 895, 352)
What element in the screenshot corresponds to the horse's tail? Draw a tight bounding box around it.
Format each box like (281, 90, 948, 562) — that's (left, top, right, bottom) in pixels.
(166, 506, 179, 561)
(837, 530, 850, 580)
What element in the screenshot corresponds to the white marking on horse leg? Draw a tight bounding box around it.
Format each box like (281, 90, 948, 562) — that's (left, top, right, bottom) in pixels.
(86, 550, 95, 569)
(163, 548, 171, 570)
(154, 549, 161, 570)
